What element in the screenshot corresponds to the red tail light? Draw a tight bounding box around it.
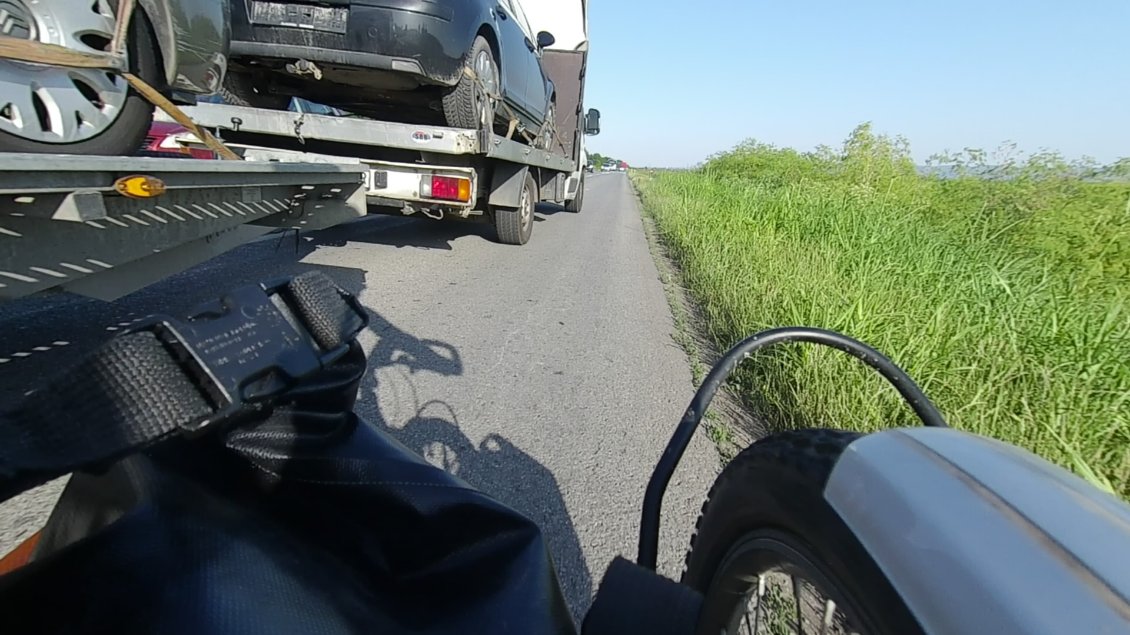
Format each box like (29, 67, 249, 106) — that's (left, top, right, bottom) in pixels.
(429, 176, 471, 202)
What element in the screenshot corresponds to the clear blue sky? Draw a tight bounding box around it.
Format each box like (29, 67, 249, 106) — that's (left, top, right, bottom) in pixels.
(584, 1, 1129, 167)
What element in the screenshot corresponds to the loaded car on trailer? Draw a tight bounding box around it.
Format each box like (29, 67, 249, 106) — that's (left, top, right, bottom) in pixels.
(180, 0, 600, 245)
(224, 0, 560, 149)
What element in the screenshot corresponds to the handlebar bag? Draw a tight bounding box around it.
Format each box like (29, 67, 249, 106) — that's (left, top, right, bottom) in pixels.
(0, 340, 576, 634)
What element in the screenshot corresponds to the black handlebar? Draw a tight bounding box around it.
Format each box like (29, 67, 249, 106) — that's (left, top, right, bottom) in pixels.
(636, 326, 948, 570)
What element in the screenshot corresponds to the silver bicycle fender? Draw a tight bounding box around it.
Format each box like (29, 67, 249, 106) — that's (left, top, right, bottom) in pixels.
(825, 427, 1130, 634)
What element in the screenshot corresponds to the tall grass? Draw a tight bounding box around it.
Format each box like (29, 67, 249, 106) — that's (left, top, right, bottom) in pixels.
(634, 124, 1130, 496)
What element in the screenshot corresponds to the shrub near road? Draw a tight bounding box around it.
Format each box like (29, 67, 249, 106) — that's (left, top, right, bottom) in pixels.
(634, 124, 1130, 497)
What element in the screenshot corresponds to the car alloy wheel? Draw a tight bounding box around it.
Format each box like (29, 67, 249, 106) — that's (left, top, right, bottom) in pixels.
(0, 0, 130, 144)
(473, 48, 498, 130)
(537, 100, 555, 150)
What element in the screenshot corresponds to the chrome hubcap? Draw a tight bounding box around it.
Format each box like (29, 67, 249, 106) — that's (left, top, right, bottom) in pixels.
(0, 0, 129, 143)
(519, 183, 531, 227)
(473, 49, 497, 129)
(540, 103, 554, 149)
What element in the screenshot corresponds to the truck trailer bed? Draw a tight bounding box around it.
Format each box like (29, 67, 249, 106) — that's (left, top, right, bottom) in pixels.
(179, 104, 577, 173)
(0, 154, 366, 302)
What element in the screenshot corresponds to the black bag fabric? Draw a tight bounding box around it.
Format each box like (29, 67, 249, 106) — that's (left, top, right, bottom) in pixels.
(0, 277, 576, 634)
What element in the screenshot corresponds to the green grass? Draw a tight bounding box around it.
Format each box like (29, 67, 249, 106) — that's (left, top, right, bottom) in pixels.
(633, 124, 1130, 497)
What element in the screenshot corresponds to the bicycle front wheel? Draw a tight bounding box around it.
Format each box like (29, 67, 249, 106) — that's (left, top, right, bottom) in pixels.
(681, 429, 922, 635)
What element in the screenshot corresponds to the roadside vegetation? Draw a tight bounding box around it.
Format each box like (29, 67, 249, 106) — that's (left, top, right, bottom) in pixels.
(633, 124, 1130, 497)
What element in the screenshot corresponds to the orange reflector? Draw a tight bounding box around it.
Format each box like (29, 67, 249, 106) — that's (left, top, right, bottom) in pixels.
(0, 530, 40, 575)
(458, 178, 471, 202)
(114, 175, 166, 199)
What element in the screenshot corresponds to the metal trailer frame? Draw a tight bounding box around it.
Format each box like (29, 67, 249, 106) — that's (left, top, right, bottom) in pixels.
(0, 95, 591, 304)
(0, 154, 366, 302)
(179, 104, 577, 174)
(175, 103, 585, 223)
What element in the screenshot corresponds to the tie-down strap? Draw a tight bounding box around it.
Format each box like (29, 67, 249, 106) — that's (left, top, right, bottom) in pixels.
(0, 272, 368, 502)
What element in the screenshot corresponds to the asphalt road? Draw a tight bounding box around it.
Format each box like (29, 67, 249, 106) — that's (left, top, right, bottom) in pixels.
(0, 171, 719, 621)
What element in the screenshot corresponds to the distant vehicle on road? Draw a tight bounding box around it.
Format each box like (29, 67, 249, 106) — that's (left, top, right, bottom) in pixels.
(225, 0, 559, 148)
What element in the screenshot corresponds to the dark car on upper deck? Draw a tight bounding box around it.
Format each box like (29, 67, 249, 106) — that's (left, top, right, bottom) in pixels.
(225, 0, 558, 148)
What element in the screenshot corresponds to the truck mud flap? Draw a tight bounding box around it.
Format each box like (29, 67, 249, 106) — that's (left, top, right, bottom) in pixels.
(488, 163, 530, 209)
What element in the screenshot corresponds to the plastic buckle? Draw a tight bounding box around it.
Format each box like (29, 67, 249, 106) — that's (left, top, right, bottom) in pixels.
(131, 279, 364, 437)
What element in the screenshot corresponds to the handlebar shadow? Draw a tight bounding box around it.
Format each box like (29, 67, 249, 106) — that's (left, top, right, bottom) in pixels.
(353, 302, 593, 624)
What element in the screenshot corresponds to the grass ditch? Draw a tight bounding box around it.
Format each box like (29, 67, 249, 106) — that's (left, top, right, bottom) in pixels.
(637, 203, 748, 460)
(631, 124, 1130, 497)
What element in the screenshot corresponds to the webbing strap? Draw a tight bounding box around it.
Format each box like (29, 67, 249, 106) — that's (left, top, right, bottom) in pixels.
(0, 272, 366, 502)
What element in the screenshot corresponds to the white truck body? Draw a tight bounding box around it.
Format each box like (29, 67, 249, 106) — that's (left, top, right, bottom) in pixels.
(524, 0, 588, 51)
(526, 0, 592, 211)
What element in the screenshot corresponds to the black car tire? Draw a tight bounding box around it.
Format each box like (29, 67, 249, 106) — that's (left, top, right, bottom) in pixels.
(0, 11, 158, 155)
(443, 35, 497, 131)
(493, 172, 536, 245)
(219, 72, 292, 110)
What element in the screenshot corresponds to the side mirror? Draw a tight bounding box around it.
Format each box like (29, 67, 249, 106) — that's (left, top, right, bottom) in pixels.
(583, 108, 601, 135)
(536, 31, 556, 49)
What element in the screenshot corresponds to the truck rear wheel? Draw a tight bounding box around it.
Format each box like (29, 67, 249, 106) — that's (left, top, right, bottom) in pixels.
(564, 173, 585, 213)
(493, 173, 536, 245)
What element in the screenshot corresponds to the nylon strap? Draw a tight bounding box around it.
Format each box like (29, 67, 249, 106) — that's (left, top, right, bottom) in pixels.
(0, 272, 365, 503)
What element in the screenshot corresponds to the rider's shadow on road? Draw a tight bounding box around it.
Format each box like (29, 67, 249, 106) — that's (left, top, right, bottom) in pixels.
(355, 312, 593, 623)
(121, 235, 592, 620)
